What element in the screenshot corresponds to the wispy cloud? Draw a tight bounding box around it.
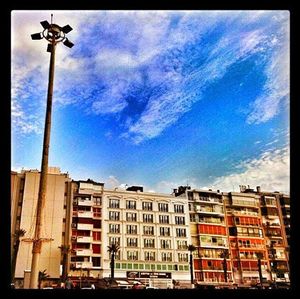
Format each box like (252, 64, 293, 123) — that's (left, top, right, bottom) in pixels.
(12, 10, 289, 143)
(210, 145, 290, 193)
(246, 12, 289, 124)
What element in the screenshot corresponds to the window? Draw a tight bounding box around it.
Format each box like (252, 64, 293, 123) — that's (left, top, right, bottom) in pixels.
(93, 207, 101, 217)
(109, 211, 120, 221)
(109, 237, 120, 246)
(92, 244, 100, 254)
(229, 227, 237, 236)
(160, 227, 171, 236)
(126, 225, 137, 234)
(158, 203, 169, 212)
(127, 251, 138, 261)
(126, 212, 137, 222)
(143, 226, 154, 235)
(161, 239, 171, 249)
(159, 215, 169, 224)
(175, 216, 185, 225)
(190, 214, 198, 222)
(177, 240, 187, 250)
(93, 219, 101, 228)
(142, 202, 153, 211)
(127, 238, 138, 247)
(143, 214, 153, 223)
(176, 228, 186, 237)
(174, 204, 184, 213)
(92, 257, 101, 267)
(144, 238, 155, 248)
(126, 200, 136, 209)
(109, 224, 120, 234)
(93, 231, 101, 241)
(200, 236, 226, 247)
(178, 253, 188, 262)
(94, 197, 102, 205)
(109, 198, 120, 209)
(145, 251, 155, 261)
(161, 252, 172, 262)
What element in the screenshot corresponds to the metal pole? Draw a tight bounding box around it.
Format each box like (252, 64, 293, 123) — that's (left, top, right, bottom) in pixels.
(29, 38, 56, 289)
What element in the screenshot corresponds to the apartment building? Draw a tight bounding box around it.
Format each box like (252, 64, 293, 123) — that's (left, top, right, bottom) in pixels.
(101, 186, 191, 288)
(174, 187, 232, 285)
(10, 168, 72, 287)
(69, 179, 104, 279)
(223, 187, 270, 286)
(241, 187, 290, 283)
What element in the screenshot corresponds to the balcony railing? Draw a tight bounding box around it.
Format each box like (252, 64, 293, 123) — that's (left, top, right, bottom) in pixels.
(71, 261, 93, 269)
(73, 211, 93, 218)
(74, 249, 93, 256)
(77, 223, 93, 230)
(76, 236, 93, 243)
(77, 200, 93, 206)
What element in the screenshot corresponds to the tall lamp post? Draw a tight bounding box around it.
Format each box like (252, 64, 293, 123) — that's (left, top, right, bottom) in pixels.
(29, 15, 74, 289)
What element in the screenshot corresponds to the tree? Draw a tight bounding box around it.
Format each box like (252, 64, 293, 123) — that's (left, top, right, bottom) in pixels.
(11, 229, 26, 282)
(58, 245, 71, 282)
(219, 249, 230, 283)
(256, 252, 264, 286)
(38, 269, 50, 289)
(187, 244, 196, 286)
(107, 243, 120, 283)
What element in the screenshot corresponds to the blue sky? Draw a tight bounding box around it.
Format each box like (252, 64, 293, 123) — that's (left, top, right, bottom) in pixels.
(11, 10, 290, 193)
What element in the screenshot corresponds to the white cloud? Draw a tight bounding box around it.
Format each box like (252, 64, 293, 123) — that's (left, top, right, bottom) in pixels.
(246, 17, 289, 124)
(106, 175, 120, 189)
(124, 26, 271, 144)
(210, 146, 290, 193)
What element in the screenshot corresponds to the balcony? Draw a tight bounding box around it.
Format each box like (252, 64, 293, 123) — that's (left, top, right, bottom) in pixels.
(72, 261, 93, 269)
(231, 199, 259, 208)
(73, 211, 93, 218)
(232, 210, 259, 217)
(78, 199, 93, 206)
(76, 236, 93, 243)
(77, 223, 93, 230)
(195, 207, 224, 215)
(196, 197, 223, 204)
(74, 249, 93, 256)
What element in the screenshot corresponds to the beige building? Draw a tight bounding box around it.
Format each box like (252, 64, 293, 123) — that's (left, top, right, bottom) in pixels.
(11, 168, 72, 286)
(101, 186, 191, 288)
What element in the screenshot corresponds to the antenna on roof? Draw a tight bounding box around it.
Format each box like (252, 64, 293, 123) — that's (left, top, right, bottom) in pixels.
(51, 13, 53, 24)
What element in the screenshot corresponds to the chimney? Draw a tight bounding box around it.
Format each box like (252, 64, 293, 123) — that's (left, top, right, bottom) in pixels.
(256, 186, 261, 193)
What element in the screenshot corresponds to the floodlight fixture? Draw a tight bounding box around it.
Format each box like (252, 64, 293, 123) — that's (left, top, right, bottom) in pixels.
(31, 32, 43, 40)
(40, 20, 50, 29)
(63, 38, 74, 48)
(62, 24, 73, 34)
(31, 15, 74, 52)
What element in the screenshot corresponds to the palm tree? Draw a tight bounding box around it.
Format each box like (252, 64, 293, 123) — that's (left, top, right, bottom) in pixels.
(219, 249, 230, 283)
(58, 245, 71, 282)
(187, 244, 196, 286)
(11, 229, 26, 282)
(38, 269, 50, 289)
(256, 252, 264, 286)
(107, 243, 120, 283)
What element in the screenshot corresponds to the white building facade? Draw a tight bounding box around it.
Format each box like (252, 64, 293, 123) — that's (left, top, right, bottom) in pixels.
(101, 187, 192, 288)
